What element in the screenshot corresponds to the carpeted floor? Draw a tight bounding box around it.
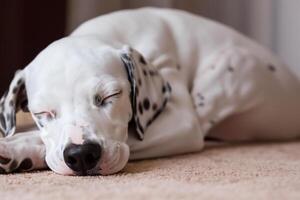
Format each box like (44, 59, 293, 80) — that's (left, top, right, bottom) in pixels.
(0, 113, 300, 200)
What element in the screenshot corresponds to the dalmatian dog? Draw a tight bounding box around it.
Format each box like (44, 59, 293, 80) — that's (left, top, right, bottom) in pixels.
(1, 8, 300, 175)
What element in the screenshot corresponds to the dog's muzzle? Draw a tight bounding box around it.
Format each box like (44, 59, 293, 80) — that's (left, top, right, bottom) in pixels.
(63, 142, 102, 175)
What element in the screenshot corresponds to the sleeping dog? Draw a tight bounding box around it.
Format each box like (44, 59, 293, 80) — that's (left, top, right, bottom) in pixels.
(1, 8, 300, 175)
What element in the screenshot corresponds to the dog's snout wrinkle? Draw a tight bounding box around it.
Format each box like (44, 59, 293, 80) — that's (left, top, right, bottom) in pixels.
(63, 142, 102, 175)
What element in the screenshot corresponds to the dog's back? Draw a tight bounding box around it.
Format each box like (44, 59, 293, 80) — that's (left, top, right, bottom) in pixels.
(71, 8, 300, 142)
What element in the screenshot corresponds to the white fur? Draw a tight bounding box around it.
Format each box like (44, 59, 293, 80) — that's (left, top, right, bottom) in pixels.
(1, 8, 300, 175)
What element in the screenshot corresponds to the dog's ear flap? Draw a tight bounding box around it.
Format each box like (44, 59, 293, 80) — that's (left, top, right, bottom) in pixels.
(120, 46, 171, 140)
(0, 70, 28, 137)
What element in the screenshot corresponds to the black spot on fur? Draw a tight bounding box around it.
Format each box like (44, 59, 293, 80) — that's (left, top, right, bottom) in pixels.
(166, 82, 172, 92)
(12, 87, 18, 94)
(0, 155, 11, 165)
(11, 115, 15, 128)
(198, 102, 205, 107)
(138, 78, 142, 86)
(122, 53, 130, 61)
(139, 55, 147, 65)
(19, 84, 25, 93)
(18, 158, 33, 171)
(268, 65, 276, 72)
(143, 98, 150, 110)
(143, 69, 148, 76)
(228, 66, 234, 72)
(162, 85, 166, 93)
(9, 160, 18, 172)
(197, 93, 205, 100)
(0, 114, 6, 131)
(177, 64, 181, 70)
(17, 79, 22, 85)
(152, 103, 157, 111)
(0, 167, 5, 173)
(138, 102, 143, 115)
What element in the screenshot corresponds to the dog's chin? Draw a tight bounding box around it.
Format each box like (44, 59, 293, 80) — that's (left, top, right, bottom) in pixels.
(98, 141, 130, 175)
(45, 154, 74, 176)
(45, 141, 130, 176)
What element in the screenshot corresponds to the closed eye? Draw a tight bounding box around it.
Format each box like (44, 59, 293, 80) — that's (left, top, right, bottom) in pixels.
(103, 91, 122, 102)
(33, 111, 56, 128)
(94, 90, 122, 107)
(33, 111, 56, 118)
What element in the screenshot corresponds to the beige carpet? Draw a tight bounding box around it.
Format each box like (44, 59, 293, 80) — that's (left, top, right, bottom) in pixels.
(0, 113, 300, 200)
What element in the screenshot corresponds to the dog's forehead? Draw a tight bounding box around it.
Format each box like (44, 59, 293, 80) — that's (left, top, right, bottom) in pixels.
(25, 38, 128, 106)
(28, 38, 123, 76)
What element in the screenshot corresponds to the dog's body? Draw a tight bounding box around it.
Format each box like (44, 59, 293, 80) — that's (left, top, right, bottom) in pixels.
(1, 8, 300, 175)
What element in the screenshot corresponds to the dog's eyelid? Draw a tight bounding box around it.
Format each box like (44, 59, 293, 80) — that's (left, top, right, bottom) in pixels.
(103, 90, 122, 101)
(93, 90, 122, 107)
(33, 111, 51, 115)
(33, 110, 56, 119)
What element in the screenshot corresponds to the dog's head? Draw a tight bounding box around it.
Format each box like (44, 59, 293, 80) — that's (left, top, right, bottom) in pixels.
(0, 37, 170, 175)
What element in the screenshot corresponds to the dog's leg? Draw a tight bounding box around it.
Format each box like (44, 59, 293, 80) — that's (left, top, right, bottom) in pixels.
(129, 68, 205, 160)
(0, 130, 47, 173)
(192, 45, 281, 141)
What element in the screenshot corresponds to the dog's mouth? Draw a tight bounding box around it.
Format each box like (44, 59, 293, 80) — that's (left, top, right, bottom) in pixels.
(45, 140, 130, 176)
(98, 141, 130, 175)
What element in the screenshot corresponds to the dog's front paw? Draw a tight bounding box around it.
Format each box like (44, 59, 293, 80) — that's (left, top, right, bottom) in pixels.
(0, 133, 47, 174)
(0, 142, 19, 173)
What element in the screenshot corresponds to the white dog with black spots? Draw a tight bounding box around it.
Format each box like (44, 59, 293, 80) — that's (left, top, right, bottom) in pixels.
(1, 8, 300, 175)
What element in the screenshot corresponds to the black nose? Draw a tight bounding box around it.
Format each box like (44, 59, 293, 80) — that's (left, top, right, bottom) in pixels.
(63, 142, 102, 174)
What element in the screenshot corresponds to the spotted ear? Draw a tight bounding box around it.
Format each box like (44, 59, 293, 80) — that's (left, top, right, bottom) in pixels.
(120, 46, 171, 140)
(0, 70, 28, 137)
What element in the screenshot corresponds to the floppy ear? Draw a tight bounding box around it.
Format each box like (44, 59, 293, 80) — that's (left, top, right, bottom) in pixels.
(0, 70, 28, 137)
(120, 46, 171, 140)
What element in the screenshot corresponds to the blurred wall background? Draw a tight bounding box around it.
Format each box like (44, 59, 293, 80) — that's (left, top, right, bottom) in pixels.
(1, 0, 300, 95)
(0, 0, 66, 95)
